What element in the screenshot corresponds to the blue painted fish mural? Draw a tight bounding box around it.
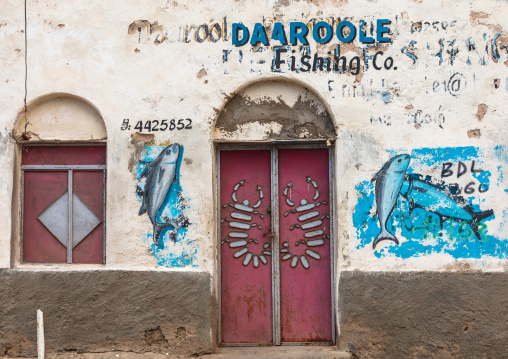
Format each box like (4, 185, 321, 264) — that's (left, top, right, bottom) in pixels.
(371, 154, 410, 248)
(371, 154, 494, 249)
(137, 144, 189, 246)
(400, 175, 493, 241)
(354, 146, 508, 259)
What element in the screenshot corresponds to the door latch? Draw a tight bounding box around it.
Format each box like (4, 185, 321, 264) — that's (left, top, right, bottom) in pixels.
(263, 226, 276, 238)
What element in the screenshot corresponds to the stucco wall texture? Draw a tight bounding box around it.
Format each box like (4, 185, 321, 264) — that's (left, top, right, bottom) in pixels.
(1, 0, 508, 356)
(0, 270, 213, 357)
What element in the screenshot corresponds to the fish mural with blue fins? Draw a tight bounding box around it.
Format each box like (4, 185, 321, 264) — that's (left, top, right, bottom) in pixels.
(371, 154, 411, 248)
(137, 144, 190, 246)
(372, 154, 494, 249)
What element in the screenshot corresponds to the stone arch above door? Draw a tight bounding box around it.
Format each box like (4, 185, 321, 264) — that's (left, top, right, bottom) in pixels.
(13, 93, 107, 141)
(214, 80, 336, 142)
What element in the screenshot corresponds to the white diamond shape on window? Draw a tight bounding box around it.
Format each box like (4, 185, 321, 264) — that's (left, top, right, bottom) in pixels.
(38, 192, 101, 249)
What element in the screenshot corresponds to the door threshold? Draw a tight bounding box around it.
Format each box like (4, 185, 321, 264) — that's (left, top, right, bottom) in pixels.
(207, 346, 351, 358)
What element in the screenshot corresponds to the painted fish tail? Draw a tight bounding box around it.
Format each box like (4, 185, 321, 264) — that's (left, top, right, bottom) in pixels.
(373, 228, 399, 249)
(470, 222, 482, 242)
(470, 209, 494, 242)
(472, 209, 494, 222)
(153, 222, 177, 246)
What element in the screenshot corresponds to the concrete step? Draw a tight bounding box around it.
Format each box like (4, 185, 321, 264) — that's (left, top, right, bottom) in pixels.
(2, 347, 351, 359)
(203, 346, 351, 359)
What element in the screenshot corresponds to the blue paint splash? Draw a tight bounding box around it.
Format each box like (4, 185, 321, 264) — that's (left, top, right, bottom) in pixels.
(136, 145, 198, 268)
(354, 146, 508, 259)
(142, 230, 198, 268)
(388, 146, 482, 168)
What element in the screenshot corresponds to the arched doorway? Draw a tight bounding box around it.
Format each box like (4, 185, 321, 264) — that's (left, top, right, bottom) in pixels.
(12, 94, 107, 265)
(214, 80, 337, 346)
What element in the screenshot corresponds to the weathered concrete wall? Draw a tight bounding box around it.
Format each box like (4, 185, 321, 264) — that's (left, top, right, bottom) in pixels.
(339, 271, 508, 358)
(0, 0, 506, 271)
(1, 0, 508, 356)
(0, 269, 213, 357)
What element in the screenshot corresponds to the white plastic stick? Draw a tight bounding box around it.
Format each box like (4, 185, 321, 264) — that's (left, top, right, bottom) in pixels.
(37, 309, 44, 359)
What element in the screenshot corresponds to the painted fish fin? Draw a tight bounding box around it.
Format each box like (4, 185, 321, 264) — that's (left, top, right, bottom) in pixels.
(373, 228, 399, 249)
(439, 215, 448, 229)
(139, 160, 156, 179)
(408, 201, 416, 217)
(153, 222, 177, 246)
(158, 166, 165, 184)
(176, 192, 186, 209)
(469, 209, 494, 242)
(371, 159, 395, 183)
(472, 209, 494, 222)
(135, 184, 144, 198)
(138, 201, 147, 215)
(470, 222, 482, 242)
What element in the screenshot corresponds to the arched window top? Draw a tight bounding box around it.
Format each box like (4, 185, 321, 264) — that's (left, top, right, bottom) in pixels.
(14, 93, 107, 141)
(214, 80, 336, 142)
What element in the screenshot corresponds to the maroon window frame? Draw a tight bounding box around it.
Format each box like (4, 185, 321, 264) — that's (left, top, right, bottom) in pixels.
(21, 145, 106, 264)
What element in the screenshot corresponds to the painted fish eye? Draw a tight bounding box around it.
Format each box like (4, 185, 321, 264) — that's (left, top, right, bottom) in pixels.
(398, 159, 401, 163)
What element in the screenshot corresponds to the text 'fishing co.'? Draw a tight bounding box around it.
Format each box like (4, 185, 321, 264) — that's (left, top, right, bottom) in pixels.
(130, 18, 396, 74)
(233, 19, 394, 74)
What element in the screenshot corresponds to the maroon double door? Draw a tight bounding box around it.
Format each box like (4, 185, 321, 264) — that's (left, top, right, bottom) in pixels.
(220, 148, 333, 345)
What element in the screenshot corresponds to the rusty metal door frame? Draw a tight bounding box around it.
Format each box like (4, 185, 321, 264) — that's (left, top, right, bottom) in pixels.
(216, 142, 335, 347)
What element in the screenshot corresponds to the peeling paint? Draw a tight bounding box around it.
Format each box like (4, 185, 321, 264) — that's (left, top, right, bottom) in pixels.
(215, 81, 335, 141)
(468, 129, 481, 139)
(476, 104, 488, 122)
(197, 68, 207, 78)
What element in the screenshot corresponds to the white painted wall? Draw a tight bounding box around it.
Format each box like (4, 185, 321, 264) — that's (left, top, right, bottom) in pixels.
(0, 0, 507, 274)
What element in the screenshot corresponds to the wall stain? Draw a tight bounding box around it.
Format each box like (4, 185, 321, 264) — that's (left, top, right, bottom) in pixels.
(132, 132, 155, 143)
(215, 93, 336, 140)
(468, 129, 481, 139)
(128, 132, 155, 173)
(175, 326, 188, 339)
(128, 20, 151, 35)
(469, 11, 502, 33)
(274, 0, 290, 7)
(476, 104, 488, 122)
(145, 326, 169, 345)
(197, 68, 207, 78)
